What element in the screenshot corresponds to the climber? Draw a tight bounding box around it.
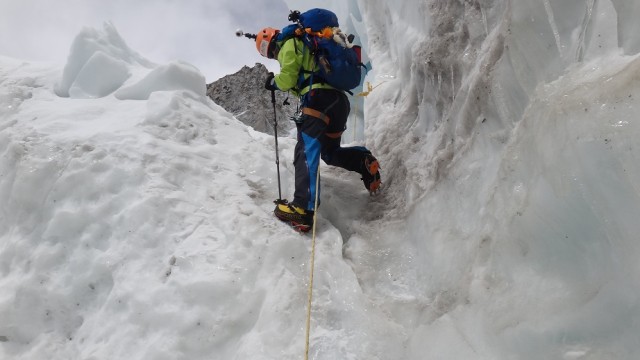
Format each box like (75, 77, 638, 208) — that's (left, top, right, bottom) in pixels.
(254, 10, 381, 232)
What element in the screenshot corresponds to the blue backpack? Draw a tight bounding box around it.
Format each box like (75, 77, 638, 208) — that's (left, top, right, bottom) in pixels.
(277, 9, 366, 93)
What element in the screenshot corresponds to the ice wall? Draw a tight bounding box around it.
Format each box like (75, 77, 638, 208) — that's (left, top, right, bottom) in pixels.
(354, 0, 640, 358)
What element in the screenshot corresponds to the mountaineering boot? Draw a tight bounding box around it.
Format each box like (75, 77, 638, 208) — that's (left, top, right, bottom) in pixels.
(361, 154, 382, 195)
(274, 202, 314, 232)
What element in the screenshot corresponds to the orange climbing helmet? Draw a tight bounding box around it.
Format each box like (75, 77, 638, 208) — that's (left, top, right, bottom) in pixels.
(256, 27, 280, 58)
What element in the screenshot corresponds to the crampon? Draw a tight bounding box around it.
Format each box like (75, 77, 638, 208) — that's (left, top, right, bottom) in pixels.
(362, 155, 382, 195)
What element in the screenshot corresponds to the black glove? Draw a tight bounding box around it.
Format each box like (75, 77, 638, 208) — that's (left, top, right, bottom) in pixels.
(264, 72, 278, 91)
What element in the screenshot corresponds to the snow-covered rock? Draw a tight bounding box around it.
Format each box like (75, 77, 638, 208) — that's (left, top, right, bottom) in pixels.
(115, 60, 206, 100)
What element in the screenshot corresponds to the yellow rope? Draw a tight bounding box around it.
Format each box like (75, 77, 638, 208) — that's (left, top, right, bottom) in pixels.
(352, 100, 358, 142)
(350, 81, 386, 141)
(304, 165, 321, 360)
(304, 82, 385, 356)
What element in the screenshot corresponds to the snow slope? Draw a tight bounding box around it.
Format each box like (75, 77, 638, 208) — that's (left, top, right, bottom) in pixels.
(2, 1, 640, 359)
(0, 22, 395, 360)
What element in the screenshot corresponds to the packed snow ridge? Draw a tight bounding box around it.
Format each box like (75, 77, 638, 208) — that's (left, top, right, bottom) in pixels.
(54, 22, 204, 100)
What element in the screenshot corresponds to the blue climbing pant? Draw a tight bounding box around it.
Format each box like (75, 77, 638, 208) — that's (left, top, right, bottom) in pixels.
(292, 89, 372, 211)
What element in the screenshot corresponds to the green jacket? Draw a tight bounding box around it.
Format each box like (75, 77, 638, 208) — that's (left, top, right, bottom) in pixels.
(274, 37, 334, 97)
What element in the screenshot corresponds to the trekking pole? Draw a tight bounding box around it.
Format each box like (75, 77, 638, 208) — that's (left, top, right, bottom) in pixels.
(235, 29, 284, 202)
(271, 88, 283, 201)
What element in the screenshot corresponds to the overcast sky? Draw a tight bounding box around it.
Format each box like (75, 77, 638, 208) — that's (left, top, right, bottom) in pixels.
(0, 0, 298, 82)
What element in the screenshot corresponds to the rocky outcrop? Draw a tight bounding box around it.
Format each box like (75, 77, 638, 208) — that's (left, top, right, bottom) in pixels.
(206, 63, 297, 135)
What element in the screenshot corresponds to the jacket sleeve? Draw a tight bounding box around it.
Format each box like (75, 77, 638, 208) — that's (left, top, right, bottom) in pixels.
(274, 39, 303, 92)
